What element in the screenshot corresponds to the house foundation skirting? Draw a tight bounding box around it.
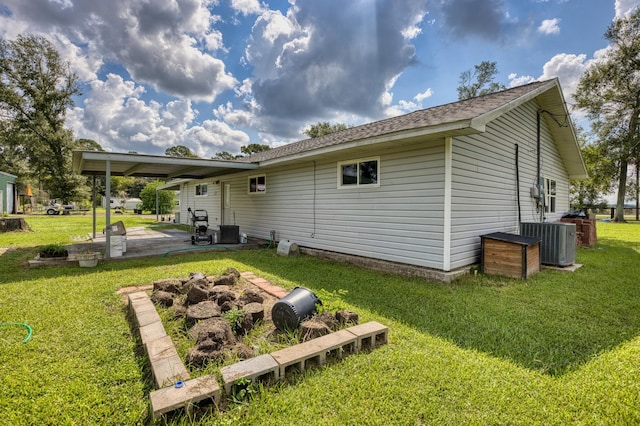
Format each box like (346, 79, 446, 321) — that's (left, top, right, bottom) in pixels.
(298, 247, 470, 283)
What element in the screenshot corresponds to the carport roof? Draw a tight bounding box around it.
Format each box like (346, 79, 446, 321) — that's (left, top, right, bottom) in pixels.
(72, 150, 258, 179)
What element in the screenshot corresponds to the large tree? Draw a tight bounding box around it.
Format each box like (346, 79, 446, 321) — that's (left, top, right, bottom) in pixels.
(574, 9, 640, 222)
(0, 34, 81, 202)
(457, 61, 506, 100)
(165, 145, 198, 158)
(240, 143, 270, 155)
(304, 121, 347, 138)
(140, 180, 175, 214)
(212, 151, 239, 160)
(75, 138, 104, 152)
(570, 129, 613, 211)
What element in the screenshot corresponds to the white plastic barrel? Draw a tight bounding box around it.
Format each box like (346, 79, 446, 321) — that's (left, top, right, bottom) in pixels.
(110, 236, 124, 257)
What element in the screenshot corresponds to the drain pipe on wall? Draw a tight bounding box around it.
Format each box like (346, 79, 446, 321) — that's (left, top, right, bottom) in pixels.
(536, 110, 543, 223)
(515, 144, 522, 225)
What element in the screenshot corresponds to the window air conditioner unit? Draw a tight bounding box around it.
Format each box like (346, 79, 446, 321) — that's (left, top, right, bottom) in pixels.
(519, 222, 576, 266)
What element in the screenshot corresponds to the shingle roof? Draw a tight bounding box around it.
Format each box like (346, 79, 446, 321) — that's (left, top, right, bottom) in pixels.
(243, 79, 554, 163)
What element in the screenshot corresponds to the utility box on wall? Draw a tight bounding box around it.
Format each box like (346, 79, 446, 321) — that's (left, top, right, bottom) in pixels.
(520, 222, 576, 266)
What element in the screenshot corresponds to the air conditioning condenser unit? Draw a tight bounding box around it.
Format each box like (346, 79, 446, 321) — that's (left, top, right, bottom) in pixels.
(519, 222, 576, 266)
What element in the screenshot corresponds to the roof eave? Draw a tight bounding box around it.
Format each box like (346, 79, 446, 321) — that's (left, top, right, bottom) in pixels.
(471, 79, 587, 180)
(471, 79, 558, 129)
(157, 178, 192, 191)
(72, 150, 259, 178)
(538, 82, 588, 179)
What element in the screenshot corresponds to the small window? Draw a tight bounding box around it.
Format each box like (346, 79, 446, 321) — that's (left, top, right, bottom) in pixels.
(338, 157, 379, 188)
(249, 175, 266, 194)
(544, 178, 556, 213)
(195, 184, 208, 197)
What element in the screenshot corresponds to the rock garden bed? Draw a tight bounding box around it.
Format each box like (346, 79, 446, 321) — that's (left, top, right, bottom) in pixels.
(148, 268, 359, 381)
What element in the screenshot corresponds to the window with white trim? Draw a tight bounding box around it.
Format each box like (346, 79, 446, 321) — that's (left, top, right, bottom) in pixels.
(195, 184, 208, 197)
(338, 157, 379, 188)
(248, 175, 266, 194)
(544, 178, 556, 213)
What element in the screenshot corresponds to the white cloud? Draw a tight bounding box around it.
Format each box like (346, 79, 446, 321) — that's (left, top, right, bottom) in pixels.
(538, 18, 560, 35)
(615, 0, 640, 18)
(184, 120, 250, 157)
(230, 0, 265, 16)
(383, 87, 433, 117)
(402, 12, 426, 40)
(414, 88, 433, 102)
(1, 0, 237, 102)
(214, 102, 256, 128)
(539, 53, 590, 101)
(50, 33, 103, 81)
(67, 73, 233, 156)
(508, 73, 536, 87)
(245, 0, 429, 138)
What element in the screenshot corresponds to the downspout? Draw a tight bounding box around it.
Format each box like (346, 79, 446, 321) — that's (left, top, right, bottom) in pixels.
(311, 160, 316, 238)
(92, 175, 97, 239)
(536, 109, 544, 222)
(515, 144, 521, 225)
(536, 110, 543, 222)
(443, 137, 453, 271)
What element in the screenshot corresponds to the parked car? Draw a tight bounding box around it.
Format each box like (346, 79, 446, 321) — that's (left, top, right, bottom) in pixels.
(45, 200, 75, 215)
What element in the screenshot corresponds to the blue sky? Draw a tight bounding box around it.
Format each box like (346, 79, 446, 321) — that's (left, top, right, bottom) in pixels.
(1, 0, 638, 157)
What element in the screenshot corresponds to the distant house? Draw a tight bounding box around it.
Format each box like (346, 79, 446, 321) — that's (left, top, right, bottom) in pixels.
(169, 79, 586, 278)
(0, 171, 17, 215)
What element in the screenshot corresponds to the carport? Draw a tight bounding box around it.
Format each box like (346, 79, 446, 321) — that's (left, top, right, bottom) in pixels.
(72, 151, 258, 259)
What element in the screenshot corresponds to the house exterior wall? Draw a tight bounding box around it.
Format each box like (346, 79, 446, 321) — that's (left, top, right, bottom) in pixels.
(182, 139, 449, 270)
(178, 179, 222, 228)
(449, 100, 572, 270)
(178, 100, 573, 273)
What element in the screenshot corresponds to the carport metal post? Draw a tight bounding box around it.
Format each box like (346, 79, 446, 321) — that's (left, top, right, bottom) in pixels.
(105, 160, 111, 259)
(155, 189, 159, 222)
(92, 176, 97, 239)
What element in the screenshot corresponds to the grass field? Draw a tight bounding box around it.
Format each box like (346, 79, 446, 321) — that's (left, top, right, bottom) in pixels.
(1, 215, 639, 425)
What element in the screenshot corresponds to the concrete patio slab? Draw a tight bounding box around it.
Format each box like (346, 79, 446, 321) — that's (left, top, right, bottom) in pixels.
(65, 226, 261, 261)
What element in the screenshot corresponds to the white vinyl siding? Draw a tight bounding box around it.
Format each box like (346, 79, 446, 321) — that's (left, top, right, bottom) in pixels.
(448, 100, 572, 270)
(193, 140, 447, 270)
(179, 180, 221, 228)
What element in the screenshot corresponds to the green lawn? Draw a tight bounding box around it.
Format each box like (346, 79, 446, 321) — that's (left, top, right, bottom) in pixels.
(1, 215, 639, 425)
